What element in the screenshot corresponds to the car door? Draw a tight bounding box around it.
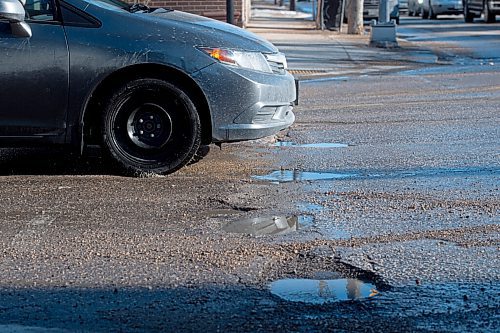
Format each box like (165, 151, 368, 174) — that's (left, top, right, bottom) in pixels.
(0, 0, 68, 140)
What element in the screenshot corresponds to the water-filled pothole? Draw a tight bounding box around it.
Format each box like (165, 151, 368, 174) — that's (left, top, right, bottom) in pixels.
(223, 215, 314, 236)
(274, 142, 349, 148)
(253, 170, 357, 183)
(253, 167, 499, 183)
(298, 202, 324, 213)
(270, 278, 378, 304)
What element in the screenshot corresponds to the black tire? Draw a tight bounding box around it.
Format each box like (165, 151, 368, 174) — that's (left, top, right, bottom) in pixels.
(484, 1, 496, 23)
(102, 78, 201, 176)
(422, 7, 429, 18)
(464, 2, 474, 22)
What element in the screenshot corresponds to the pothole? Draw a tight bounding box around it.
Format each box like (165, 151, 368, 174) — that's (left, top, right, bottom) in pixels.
(274, 142, 349, 148)
(270, 278, 379, 304)
(298, 202, 324, 214)
(253, 170, 357, 183)
(223, 215, 314, 236)
(203, 208, 242, 217)
(253, 167, 499, 183)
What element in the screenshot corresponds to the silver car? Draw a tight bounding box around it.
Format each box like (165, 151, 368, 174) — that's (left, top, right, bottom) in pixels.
(408, 0, 424, 16)
(0, 0, 296, 175)
(422, 0, 463, 18)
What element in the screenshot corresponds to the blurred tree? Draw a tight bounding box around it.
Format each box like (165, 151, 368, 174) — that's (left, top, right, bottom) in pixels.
(347, 0, 363, 34)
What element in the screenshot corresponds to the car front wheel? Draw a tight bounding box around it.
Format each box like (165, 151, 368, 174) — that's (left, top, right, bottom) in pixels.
(429, 2, 437, 18)
(102, 78, 201, 176)
(422, 7, 429, 18)
(484, 1, 496, 23)
(464, 2, 474, 22)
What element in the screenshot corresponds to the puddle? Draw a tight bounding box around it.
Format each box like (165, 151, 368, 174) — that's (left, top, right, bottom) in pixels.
(298, 202, 324, 213)
(253, 167, 498, 183)
(274, 142, 349, 148)
(253, 170, 357, 183)
(270, 278, 378, 304)
(223, 215, 313, 236)
(296, 215, 314, 228)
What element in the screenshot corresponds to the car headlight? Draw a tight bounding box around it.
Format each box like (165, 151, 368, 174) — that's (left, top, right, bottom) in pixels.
(199, 47, 274, 73)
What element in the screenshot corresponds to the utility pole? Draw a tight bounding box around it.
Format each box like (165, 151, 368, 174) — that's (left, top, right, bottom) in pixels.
(379, 0, 390, 23)
(347, 0, 363, 34)
(226, 0, 234, 25)
(369, 0, 397, 46)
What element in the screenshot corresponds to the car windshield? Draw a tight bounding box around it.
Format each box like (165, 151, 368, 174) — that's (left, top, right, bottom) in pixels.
(83, 0, 149, 12)
(82, 0, 171, 13)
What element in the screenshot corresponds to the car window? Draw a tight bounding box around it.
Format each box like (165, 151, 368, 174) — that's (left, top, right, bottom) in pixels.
(25, 0, 56, 21)
(82, 0, 129, 11)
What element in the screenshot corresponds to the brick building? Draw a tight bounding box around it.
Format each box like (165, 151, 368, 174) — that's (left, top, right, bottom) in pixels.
(143, 0, 251, 26)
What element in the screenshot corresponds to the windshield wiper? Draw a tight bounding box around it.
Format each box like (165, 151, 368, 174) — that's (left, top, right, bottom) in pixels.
(129, 3, 150, 13)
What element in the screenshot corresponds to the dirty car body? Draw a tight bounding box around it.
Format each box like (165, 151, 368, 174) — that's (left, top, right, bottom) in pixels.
(0, 0, 296, 175)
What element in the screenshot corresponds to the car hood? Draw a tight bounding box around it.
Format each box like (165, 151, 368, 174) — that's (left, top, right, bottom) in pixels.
(147, 9, 278, 54)
(73, 0, 279, 53)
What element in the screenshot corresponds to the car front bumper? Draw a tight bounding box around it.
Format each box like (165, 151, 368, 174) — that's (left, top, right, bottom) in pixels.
(487, 0, 500, 14)
(193, 63, 297, 142)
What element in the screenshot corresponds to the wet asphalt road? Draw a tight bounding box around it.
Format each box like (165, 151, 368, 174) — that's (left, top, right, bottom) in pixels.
(1, 23, 500, 333)
(397, 16, 500, 60)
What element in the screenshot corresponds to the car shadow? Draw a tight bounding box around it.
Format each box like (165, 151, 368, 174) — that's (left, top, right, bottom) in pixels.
(0, 282, 495, 332)
(0, 148, 112, 176)
(0, 145, 212, 176)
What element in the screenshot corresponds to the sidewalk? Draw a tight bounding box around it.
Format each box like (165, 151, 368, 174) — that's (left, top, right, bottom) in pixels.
(247, 2, 439, 79)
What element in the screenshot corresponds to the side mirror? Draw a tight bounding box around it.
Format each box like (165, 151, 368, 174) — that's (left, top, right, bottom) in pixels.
(0, 0, 32, 37)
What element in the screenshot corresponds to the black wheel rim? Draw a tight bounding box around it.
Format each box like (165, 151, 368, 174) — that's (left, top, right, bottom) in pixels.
(126, 103, 173, 149)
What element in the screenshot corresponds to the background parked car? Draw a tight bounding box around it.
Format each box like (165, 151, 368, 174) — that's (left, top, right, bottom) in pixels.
(399, 0, 409, 14)
(408, 0, 424, 15)
(463, 0, 499, 22)
(363, 0, 400, 24)
(422, 0, 463, 18)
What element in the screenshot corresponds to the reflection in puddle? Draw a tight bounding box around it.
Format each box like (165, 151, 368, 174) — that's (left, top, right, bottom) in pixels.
(253, 170, 357, 183)
(254, 167, 499, 183)
(270, 278, 378, 304)
(274, 142, 349, 148)
(297, 215, 314, 228)
(224, 215, 313, 236)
